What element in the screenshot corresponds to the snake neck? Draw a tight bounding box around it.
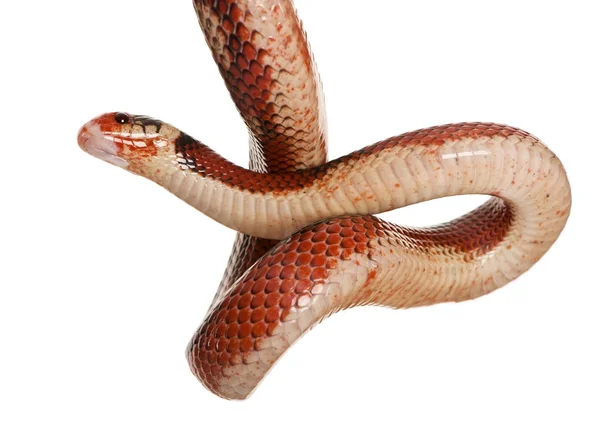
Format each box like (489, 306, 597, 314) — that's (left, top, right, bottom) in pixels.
(174, 132, 249, 180)
(172, 132, 319, 193)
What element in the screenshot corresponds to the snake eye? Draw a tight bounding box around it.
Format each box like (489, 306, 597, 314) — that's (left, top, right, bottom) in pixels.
(114, 112, 130, 124)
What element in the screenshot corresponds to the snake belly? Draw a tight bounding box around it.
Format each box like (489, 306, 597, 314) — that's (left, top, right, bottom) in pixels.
(77, 0, 572, 400)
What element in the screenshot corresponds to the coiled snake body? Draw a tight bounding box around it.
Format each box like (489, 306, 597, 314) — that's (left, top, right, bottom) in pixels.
(78, 0, 571, 400)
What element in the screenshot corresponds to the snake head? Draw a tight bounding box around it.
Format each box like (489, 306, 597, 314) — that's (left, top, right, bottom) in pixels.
(77, 112, 180, 177)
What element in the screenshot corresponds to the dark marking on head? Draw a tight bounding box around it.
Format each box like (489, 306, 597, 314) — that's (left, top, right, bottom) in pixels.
(175, 132, 205, 172)
(133, 115, 164, 134)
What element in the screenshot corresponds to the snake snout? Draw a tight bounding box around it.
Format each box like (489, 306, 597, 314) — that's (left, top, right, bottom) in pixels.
(78, 121, 129, 168)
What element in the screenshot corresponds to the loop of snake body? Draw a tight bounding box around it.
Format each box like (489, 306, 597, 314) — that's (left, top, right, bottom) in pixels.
(78, 0, 571, 400)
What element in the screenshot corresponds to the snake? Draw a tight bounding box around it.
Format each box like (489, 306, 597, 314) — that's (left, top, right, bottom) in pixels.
(77, 0, 571, 400)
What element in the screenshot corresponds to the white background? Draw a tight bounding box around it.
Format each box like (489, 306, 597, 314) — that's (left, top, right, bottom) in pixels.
(1, 1, 599, 428)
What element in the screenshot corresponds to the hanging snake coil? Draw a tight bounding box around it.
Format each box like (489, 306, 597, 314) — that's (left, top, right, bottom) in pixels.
(78, 0, 571, 400)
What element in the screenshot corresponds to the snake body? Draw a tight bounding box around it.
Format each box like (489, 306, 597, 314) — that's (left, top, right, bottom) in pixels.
(78, 1, 571, 400)
(192, 0, 328, 303)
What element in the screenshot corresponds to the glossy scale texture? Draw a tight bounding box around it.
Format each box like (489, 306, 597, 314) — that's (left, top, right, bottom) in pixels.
(192, 0, 328, 300)
(77, 0, 571, 400)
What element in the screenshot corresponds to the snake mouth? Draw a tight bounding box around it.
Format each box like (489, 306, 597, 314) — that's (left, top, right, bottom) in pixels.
(78, 122, 129, 168)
